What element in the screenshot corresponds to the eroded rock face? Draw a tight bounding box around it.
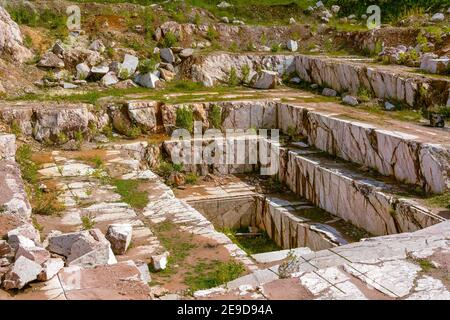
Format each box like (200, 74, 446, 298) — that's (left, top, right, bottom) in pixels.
(0, 102, 98, 143)
(183, 53, 450, 108)
(277, 103, 450, 194)
(126, 101, 159, 132)
(0, 6, 33, 63)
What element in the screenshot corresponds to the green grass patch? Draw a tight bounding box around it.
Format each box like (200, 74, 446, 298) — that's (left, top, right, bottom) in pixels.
(223, 228, 280, 255)
(176, 106, 195, 133)
(425, 193, 450, 209)
(113, 179, 149, 209)
(184, 259, 246, 291)
(151, 220, 197, 276)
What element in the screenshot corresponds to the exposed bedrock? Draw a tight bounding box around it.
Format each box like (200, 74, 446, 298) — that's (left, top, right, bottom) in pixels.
(272, 142, 444, 236)
(182, 53, 450, 108)
(1, 99, 449, 193)
(160, 100, 450, 193)
(0, 102, 108, 143)
(277, 103, 450, 194)
(0, 6, 33, 63)
(255, 197, 344, 251)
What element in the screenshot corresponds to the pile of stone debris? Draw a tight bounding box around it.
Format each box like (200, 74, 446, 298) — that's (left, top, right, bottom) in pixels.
(35, 36, 194, 90)
(0, 223, 146, 290)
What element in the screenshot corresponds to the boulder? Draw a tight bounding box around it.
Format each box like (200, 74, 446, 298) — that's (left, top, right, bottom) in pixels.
(0, 6, 33, 62)
(105, 224, 132, 255)
(7, 224, 40, 250)
(430, 13, 445, 22)
(429, 113, 445, 127)
(160, 62, 175, 73)
(252, 70, 278, 89)
(3, 256, 42, 290)
(47, 229, 117, 268)
(287, 40, 298, 52)
(342, 95, 359, 106)
(420, 55, 450, 74)
(322, 88, 337, 97)
(160, 48, 175, 63)
(331, 5, 340, 13)
(38, 52, 65, 68)
(127, 101, 158, 132)
(101, 72, 119, 86)
(384, 101, 396, 111)
(119, 54, 139, 79)
(52, 41, 65, 55)
(76, 63, 91, 80)
(89, 39, 105, 53)
(135, 260, 151, 283)
(179, 48, 194, 59)
(91, 65, 109, 76)
(221, 16, 229, 23)
(290, 77, 301, 84)
(62, 82, 78, 89)
(37, 257, 64, 281)
(160, 68, 175, 81)
(113, 79, 138, 89)
(134, 72, 161, 88)
(15, 245, 50, 265)
(420, 53, 439, 72)
(217, 1, 233, 9)
(151, 253, 168, 271)
(289, 17, 296, 24)
(167, 172, 185, 186)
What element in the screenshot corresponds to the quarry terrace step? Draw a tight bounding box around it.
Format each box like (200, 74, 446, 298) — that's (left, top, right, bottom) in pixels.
(182, 52, 450, 108)
(177, 177, 373, 251)
(160, 100, 450, 193)
(270, 140, 446, 236)
(1, 98, 449, 193)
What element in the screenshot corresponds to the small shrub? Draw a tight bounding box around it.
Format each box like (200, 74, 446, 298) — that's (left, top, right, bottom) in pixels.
(208, 104, 222, 129)
(119, 68, 130, 80)
(176, 106, 194, 133)
(157, 160, 182, 179)
(138, 57, 160, 74)
(194, 13, 201, 26)
(161, 31, 178, 48)
(241, 64, 250, 83)
(10, 121, 22, 136)
(32, 189, 65, 216)
(16, 145, 38, 184)
(74, 131, 84, 149)
(126, 126, 142, 139)
(357, 86, 372, 102)
(206, 26, 219, 41)
(271, 44, 280, 52)
(56, 132, 69, 145)
(228, 67, 239, 86)
(185, 172, 198, 184)
(229, 42, 238, 52)
(81, 214, 96, 230)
